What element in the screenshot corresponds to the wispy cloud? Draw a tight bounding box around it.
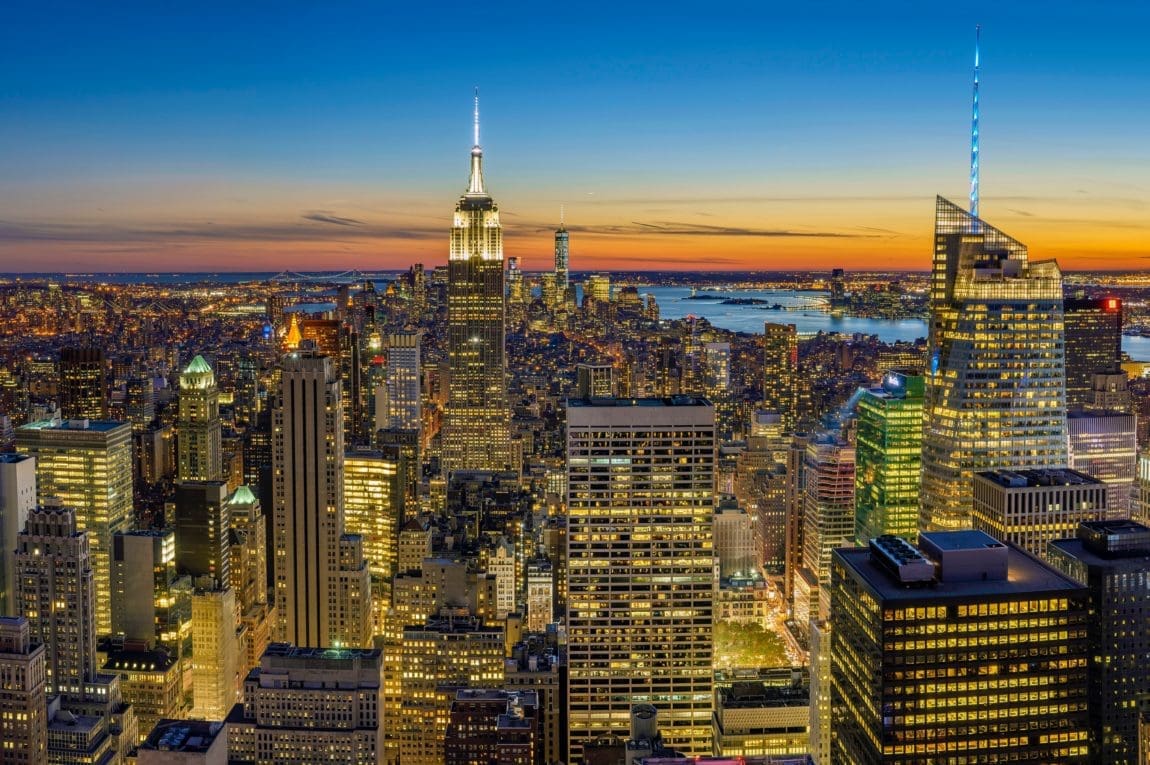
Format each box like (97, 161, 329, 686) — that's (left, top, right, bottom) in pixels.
(0, 217, 444, 244)
(302, 211, 366, 227)
(593, 220, 877, 239)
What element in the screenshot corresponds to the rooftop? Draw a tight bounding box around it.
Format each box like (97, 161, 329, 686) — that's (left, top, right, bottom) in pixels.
(568, 395, 711, 408)
(975, 468, 1102, 488)
(835, 532, 1085, 602)
(18, 418, 129, 433)
(140, 719, 224, 753)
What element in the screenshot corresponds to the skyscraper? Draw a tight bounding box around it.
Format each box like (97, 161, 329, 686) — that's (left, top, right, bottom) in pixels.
(273, 350, 371, 648)
(0, 452, 36, 616)
(832, 532, 1090, 763)
(554, 217, 569, 302)
(0, 616, 48, 765)
(385, 331, 422, 432)
(226, 643, 383, 764)
(173, 481, 231, 587)
(442, 96, 511, 476)
(58, 347, 107, 420)
(343, 448, 403, 631)
(921, 197, 1068, 530)
(14, 506, 96, 699)
(797, 434, 855, 632)
(763, 323, 798, 432)
(1049, 520, 1150, 765)
(1064, 297, 1122, 409)
(177, 355, 223, 482)
(854, 371, 923, 544)
(566, 397, 715, 760)
(17, 419, 133, 637)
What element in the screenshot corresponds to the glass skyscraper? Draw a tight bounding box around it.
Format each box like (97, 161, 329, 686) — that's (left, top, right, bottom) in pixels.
(854, 371, 923, 544)
(921, 197, 1068, 531)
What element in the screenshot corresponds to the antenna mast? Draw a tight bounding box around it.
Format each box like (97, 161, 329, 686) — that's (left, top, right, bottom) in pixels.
(970, 25, 980, 218)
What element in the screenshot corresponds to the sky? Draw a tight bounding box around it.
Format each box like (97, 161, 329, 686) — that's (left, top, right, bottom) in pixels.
(1, 1, 1148, 273)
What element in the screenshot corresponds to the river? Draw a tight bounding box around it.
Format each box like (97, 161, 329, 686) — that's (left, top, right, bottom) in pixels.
(641, 286, 1150, 361)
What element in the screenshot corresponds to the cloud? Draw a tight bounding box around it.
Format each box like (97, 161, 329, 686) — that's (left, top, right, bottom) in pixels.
(302, 211, 366, 227)
(609, 220, 876, 238)
(1007, 208, 1035, 217)
(0, 218, 444, 244)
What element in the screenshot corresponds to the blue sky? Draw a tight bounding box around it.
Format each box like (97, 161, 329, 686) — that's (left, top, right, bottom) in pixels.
(1, 1, 1147, 270)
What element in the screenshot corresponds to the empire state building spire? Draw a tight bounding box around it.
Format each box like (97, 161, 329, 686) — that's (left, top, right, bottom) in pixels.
(444, 90, 511, 476)
(467, 88, 486, 196)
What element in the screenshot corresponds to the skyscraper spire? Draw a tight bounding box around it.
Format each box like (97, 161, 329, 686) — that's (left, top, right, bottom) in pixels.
(970, 25, 980, 218)
(473, 86, 480, 148)
(559, 204, 566, 231)
(467, 87, 486, 196)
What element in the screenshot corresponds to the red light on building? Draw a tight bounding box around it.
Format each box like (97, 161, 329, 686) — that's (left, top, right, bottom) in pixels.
(1105, 298, 1120, 311)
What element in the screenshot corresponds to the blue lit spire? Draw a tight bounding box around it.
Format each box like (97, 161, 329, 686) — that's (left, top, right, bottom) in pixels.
(970, 25, 980, 219)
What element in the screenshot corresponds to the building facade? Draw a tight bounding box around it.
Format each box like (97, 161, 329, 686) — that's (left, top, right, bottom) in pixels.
(854, 371, 922, 544)
(16, 419, 133, 637)
(971, 468, 1107, 561)
(831, 532, 1090, 763)
(922, 197, 1068, 531)
(1049, 520, 1150, 765)
(176, 356, 223, 482)
(442, 106, 511, 476)
(566, 397, 716, 760)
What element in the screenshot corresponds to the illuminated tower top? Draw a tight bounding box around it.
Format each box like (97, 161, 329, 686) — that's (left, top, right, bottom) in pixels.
(970, 25, 981, 218)
(467, 87, 487, 197)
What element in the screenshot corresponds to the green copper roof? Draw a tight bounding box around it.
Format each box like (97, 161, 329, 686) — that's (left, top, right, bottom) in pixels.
(183, 355, 213, 375)
(227, 485, 257, 505)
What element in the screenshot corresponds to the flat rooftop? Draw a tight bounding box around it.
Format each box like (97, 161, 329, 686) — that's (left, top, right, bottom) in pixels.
(975, 468, 1102, 488)
(835, 542, 1085, 602)
(141, 719, 224, 753)
(18, 418, 128, 433)
(568, 395, 711, 408)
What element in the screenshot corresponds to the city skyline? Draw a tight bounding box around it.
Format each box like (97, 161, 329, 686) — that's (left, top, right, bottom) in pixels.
(2, 2, 1148, 273)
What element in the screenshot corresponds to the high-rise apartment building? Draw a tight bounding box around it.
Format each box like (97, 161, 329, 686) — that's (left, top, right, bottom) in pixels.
(16, 418, 133, 637)
(177, 356, 223, 482)
(273, 350, 371, 648)
(763, 323, 798, 432)
(226, 643, 383, 764)
(971, 468, 1107, 561)
(14, 506, 96, 699)
(385, 332, 421, 433)
(831, 531, 1090, 763)
(442, 102, 511, 476)
(566, 397, 715, 760)
(854, 372, 923, 544)
(0, 616, 48, 765)
(0, 453, 36, 616)
(1049, 520, 1150, 765)
(922, 197, 1068, 531)
(1064, 297, 1122, 410)
(58, 347, 107, 420)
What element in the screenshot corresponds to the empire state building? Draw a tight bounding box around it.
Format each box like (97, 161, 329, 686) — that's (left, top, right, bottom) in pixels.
(442, 95, 511, 476)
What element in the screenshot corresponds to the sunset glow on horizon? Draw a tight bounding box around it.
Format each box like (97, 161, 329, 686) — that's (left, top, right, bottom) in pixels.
(2, 2, 1147, 273)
